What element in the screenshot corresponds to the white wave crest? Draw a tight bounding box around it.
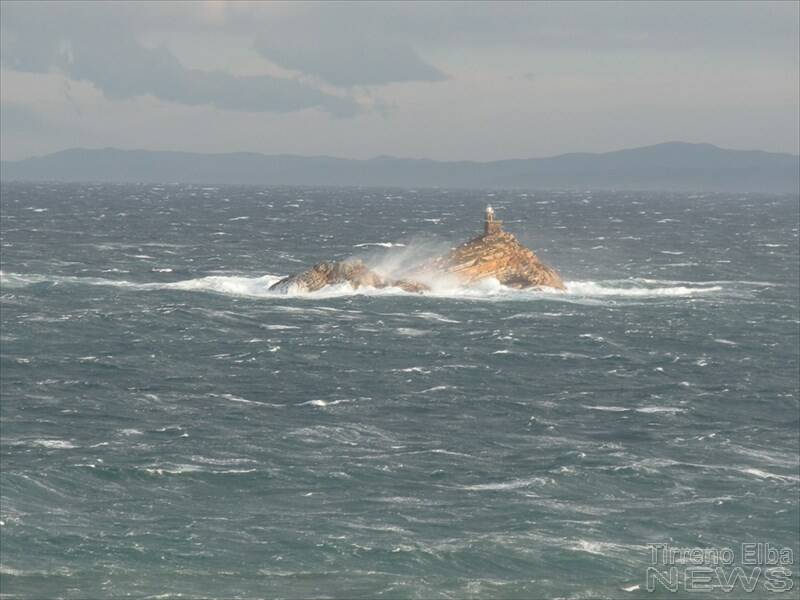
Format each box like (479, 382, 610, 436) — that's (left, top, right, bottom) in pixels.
(30, 439, 76, 449)
(564, 281, 722, 297)
(353, 242, 406, 248)
(159, 274, 283, 297)
(461, 476, 553, 491)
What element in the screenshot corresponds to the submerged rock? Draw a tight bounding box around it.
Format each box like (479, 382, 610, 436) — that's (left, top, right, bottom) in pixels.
(269, 207, 565, 293)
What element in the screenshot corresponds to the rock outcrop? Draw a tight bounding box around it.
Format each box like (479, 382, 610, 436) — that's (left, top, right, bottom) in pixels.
(268, 259, 430, 294)
(269, 207, 565, 293)
(423, 229, 565, 290)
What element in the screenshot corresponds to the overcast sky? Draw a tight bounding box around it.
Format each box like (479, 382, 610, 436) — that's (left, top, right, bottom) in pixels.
(1, 0, 798, 161)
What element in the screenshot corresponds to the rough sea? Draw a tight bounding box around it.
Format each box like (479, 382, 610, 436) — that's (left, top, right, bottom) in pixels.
(1, 182, 798, 599)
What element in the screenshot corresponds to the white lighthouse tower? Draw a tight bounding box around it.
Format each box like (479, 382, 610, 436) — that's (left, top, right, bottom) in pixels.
(484, 205, 503, 235)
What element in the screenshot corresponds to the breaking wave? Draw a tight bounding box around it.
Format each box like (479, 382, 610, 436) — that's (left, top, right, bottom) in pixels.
(564, 281, 722, 297)
(1, 271, 282, 298)
(1, 270, 744, 301)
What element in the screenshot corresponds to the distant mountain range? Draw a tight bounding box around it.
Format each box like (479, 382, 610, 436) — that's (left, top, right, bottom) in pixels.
(2, 142, 798, 192)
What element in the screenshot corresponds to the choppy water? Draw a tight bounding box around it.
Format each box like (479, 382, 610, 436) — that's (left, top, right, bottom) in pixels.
(1, 182, 798, 599)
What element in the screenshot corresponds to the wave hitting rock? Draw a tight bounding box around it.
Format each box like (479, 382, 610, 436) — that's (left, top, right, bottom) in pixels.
(269, 207, 566, 293)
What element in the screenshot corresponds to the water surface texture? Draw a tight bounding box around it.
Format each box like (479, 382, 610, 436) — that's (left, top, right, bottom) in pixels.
(1, 183, 798, 598)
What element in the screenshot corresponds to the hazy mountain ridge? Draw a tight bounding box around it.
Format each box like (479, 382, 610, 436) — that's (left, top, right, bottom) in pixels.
(2, 142, 797, 192)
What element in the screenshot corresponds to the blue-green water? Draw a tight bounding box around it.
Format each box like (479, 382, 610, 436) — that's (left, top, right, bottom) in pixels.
(1, 183, 798, 598)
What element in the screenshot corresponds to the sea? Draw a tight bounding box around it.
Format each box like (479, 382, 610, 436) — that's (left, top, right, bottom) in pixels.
(1, 182, 798, 599)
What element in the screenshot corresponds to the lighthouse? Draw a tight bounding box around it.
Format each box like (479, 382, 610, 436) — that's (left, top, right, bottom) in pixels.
(484, 205, 503, 235)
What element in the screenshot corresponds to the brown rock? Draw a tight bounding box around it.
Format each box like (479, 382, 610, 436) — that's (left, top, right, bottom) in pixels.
(428, 230, 565, 290)
(269, 259, 385, 293)
(392, 279, 431, 293)
(269, 207, 565, 293)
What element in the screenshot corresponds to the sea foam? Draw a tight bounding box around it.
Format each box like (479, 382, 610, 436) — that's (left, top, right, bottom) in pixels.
(0, 270, 741, 302)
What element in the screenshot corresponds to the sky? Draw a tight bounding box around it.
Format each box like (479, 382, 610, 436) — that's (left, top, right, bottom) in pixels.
(1, 0, 798, 161)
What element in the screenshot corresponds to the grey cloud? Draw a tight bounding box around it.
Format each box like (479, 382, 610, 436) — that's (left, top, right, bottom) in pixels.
(201, 1, 798, 85)
(228, 1, 798, 57)
(0, 102, 51, 134)
(391, 1, 799, 53)
(255, 33, 446, 87)
(62, 30, 361, 116)
(0, 1, 362, 117)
